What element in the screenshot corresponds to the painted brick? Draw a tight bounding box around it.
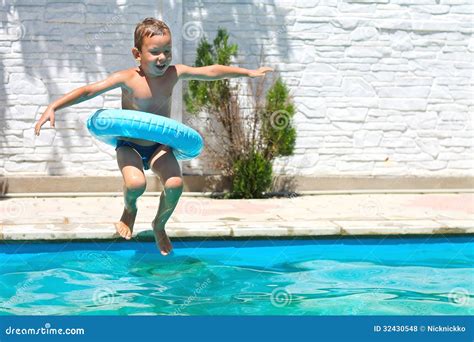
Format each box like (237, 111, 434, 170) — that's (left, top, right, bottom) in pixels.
(0, 0, 471, 178)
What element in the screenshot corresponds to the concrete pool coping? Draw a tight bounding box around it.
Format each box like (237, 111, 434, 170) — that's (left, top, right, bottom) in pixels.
(0, 192, 473, 241)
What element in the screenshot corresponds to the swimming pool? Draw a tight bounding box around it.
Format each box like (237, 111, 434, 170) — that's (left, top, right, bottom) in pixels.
(0, 237, 472, 315)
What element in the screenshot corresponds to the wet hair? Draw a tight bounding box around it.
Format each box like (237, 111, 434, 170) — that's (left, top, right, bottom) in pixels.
(134, 17, 170, 51)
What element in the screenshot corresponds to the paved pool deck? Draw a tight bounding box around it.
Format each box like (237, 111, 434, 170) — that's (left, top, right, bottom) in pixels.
(0, 192, 473, 241)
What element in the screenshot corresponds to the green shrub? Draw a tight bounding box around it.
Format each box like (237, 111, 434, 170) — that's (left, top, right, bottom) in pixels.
(262, 78, 297, 159)
(230, 150, 273, 199)
(185, 29, 237, 115)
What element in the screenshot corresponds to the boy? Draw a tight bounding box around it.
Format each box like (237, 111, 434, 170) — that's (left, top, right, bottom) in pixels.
(34, 18, 273, 255)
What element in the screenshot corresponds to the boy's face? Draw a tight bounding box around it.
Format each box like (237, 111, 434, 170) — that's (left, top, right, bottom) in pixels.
(133, 32, 172, 77)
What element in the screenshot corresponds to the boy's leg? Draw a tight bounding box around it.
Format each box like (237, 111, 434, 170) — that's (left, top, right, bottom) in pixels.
(115, 146, 147, 240)
(149, 145, 184, 255)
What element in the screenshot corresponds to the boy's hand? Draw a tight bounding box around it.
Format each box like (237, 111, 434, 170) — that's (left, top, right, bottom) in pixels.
(34, 108, 55, 136)
(248, 66, 274, 78)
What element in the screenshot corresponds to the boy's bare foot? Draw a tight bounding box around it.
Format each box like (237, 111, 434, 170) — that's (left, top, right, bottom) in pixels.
(152, 219, 173, 256)
(114, 207, 137, 240)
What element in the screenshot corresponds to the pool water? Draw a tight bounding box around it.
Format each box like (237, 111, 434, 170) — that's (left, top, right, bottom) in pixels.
(0, 237, 472, 315)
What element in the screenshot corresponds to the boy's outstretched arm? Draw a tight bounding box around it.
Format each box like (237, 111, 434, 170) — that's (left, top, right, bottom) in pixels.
(34, 70, 131, 136)
(176, 64, 273, 81)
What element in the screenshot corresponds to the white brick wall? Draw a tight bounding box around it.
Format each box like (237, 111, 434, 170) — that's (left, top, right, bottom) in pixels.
(0, 0, 183, 176)
(0, 0, 472, 177)
(182, 0, 474, 177)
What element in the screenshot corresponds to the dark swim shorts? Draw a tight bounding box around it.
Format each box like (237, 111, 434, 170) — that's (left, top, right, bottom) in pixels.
(115, 139, 162, 170)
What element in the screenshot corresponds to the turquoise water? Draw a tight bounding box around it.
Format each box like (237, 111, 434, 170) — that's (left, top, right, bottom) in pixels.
(0, 237, 473, 315)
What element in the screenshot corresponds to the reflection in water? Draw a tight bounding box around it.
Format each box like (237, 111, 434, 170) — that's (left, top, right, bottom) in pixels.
(0, 240, 473, 315)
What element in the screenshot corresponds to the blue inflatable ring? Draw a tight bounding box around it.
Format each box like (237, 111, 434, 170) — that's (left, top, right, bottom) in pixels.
(86, 109, 203, 160)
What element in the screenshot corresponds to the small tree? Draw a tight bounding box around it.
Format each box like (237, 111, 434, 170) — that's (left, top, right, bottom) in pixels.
(261, 78, 296, 160)
(229, 77, 296, 198)
(185, 28, 296, 198)
(185, 28, 244, 173)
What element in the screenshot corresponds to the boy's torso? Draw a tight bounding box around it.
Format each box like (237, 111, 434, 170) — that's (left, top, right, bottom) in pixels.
(120, 66, 178, 146)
